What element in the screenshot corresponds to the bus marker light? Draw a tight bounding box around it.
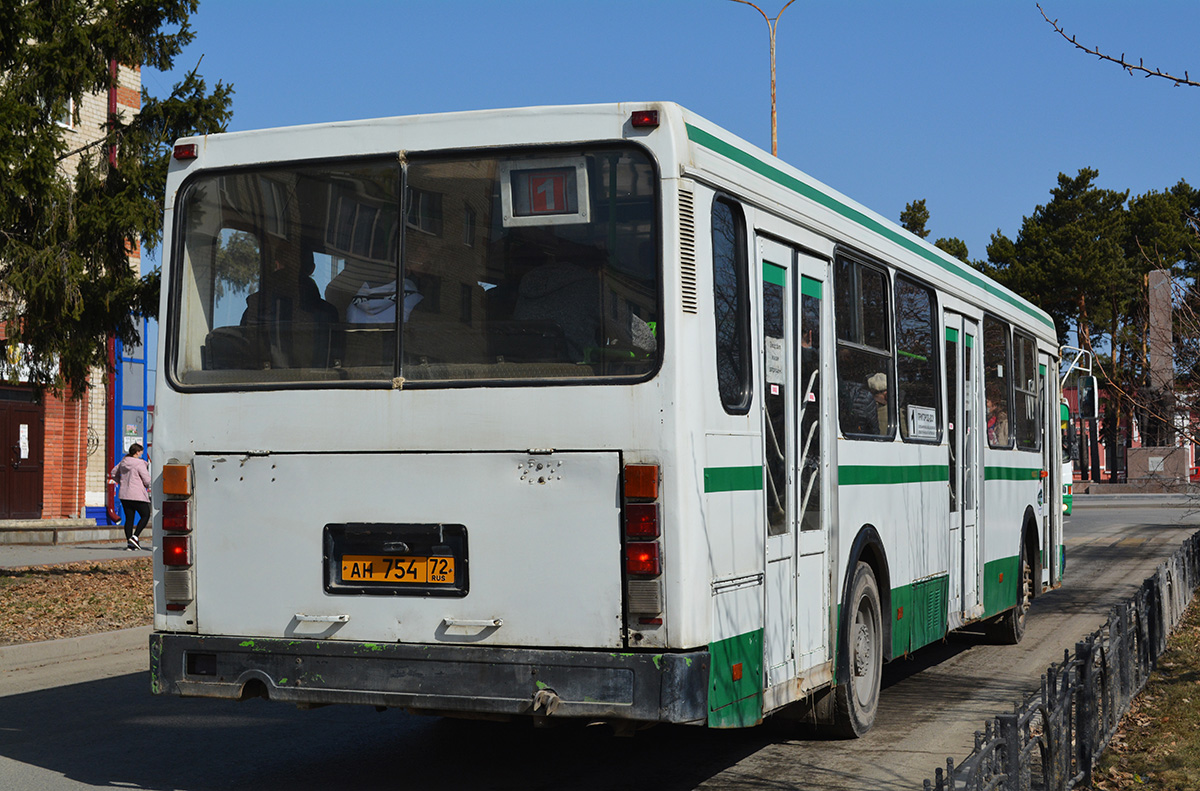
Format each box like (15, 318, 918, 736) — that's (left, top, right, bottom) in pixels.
(731, 662, 743, 681)
(897, 607, 903, 620)
(630, 110, 659, 128)
(166, 603, 187, 612)
(625, 542, 661, 576)
(163, 464, 192, 496)
(625, 503, 659, 538)
(173, 143, 198, 160)
(637, 617, 663, 626)
(624, 465, 659, 500)
(163, 536, 191, 566)
(161, 500, 189, 532)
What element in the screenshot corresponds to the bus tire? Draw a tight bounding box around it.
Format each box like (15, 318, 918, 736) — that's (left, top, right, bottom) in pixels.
(830, 561, 883, 737)
(988, 541, 1031, 645)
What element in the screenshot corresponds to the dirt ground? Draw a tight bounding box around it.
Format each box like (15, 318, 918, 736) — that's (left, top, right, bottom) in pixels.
(0, 558, 152, 646)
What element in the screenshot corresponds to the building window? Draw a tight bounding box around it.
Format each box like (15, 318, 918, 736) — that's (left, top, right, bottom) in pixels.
(463, 205, 476, 247)
(835, 256, 892, 438)
(407, 188, 443, 235)
(712, 197, 750, 413)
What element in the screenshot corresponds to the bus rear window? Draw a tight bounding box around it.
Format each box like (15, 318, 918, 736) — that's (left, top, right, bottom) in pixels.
(171, 147, 660, 388)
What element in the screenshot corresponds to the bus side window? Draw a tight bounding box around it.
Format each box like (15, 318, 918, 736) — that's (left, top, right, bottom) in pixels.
(834, 256, 892, 438)
(712, 198, 751, 414)
(894, 275, 940, 443)
(984, 316, 1013, 449)
(1013, 330, 1041, 450)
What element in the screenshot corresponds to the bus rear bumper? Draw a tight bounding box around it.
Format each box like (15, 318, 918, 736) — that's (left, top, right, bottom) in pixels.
(150, 632, 710, 724)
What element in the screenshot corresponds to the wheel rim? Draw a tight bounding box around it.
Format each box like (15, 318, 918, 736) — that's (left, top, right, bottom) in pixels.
(852, 597, 879, 708)
(1017, 553, 1032, 628)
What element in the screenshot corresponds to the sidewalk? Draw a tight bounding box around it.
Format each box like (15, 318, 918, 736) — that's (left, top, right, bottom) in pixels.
(0, 539, 149, 570)
(0, 539, 153, 680)
(1073, 493, 1199, 508)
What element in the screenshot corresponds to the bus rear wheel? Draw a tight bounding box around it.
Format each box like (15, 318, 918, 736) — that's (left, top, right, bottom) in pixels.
(828, 561, 882, 737)
(988, 542, 1031, 645)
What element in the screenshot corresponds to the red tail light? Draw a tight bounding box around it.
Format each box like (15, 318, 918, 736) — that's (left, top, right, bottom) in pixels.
(630, 110, 659, 128)
(625, 503, 659, 538)
(626, 542, 661, 576)
(162, 535, 191, 566)
(161, 500, 189, 532)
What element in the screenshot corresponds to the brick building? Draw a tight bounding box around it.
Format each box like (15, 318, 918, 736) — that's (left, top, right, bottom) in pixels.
(0, 65, 143, 530)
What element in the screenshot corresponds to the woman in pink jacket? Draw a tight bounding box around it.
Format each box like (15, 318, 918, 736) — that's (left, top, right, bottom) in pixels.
(109, 443, 151, 551)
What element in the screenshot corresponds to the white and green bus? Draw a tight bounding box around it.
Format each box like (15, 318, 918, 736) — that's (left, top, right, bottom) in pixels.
(150, 103, 1064, 736)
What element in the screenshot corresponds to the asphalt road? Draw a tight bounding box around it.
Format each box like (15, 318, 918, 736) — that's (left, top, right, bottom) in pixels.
(1, 500, 1196, 791)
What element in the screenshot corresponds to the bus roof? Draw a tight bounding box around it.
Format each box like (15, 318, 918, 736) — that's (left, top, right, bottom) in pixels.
(170, 101, 1055, 342)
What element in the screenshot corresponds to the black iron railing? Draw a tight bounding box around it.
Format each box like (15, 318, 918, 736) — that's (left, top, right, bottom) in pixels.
(924, 530, 1200, 791)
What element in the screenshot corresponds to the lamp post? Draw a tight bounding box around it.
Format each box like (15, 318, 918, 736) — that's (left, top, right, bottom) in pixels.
(729, 0, 796, 157)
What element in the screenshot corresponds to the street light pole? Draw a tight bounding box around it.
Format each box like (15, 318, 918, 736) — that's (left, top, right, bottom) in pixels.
(729, 0, 797, 157)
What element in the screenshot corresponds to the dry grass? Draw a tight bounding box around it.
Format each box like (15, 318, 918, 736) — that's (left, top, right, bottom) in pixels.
(0, 558, 153, 646)
(1096, 597, 1200, 790)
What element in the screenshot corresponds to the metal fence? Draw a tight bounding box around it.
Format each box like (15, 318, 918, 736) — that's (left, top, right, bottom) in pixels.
(923, 530, 1200, 791)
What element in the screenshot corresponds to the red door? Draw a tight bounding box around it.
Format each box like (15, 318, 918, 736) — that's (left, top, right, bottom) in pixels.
(0, 396, 43, 519)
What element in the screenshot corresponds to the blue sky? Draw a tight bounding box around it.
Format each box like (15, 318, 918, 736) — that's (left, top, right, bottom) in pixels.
(142, 0, 1199, 264)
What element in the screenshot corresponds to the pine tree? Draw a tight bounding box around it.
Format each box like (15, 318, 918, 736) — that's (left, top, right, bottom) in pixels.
(0, 0, 233, 394)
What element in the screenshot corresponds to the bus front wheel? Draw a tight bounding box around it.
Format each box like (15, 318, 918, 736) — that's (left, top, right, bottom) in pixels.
(829, 561, 882, 737)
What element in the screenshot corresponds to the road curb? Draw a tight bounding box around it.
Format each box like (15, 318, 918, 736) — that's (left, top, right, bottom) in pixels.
(0, 625, 151, 673)
(1073, 494, 1198, 508)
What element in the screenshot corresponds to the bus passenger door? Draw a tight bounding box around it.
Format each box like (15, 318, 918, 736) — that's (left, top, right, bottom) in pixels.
(759, 235, 829, 690)
(946, 313, 983, 621)
(794, 252, 828, 670)
(1040, 351, 1062, 588)
(758, 236, 796, 688)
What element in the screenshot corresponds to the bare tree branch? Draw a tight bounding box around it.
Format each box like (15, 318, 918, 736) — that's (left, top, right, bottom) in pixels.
(1038, 4, 1199, 88)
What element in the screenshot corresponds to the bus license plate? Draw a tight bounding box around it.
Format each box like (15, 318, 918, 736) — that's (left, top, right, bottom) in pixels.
(340, 555, 456, 584)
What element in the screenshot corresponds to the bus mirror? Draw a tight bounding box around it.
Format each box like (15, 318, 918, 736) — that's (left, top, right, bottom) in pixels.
(1078, 376, 1099, 420)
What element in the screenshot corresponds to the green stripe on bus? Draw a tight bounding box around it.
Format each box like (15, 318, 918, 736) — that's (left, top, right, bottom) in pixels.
(965, 335, 974, 348)
(1039, 364, 1047, 376)
(801, 275, 822, 299)
(708, 629, 764, 727)
(685, 123, 1054, 331)
(983, 555, 1020, 617)
(838, 465, 949, 485)
(763, 261, 786, 286)
(946, 327, 959, 342)
(704, 466, 764, 493)
(984, 467, 1043, 481)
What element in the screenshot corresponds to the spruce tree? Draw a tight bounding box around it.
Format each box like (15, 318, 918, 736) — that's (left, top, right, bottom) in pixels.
(0, 0, 233, 394)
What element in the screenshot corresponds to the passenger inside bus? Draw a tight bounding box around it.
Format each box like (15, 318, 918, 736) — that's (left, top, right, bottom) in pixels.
(867, 373, 888, 434)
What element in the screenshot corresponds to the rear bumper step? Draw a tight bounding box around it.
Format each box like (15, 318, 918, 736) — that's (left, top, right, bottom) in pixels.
(150, 632, 710, 724)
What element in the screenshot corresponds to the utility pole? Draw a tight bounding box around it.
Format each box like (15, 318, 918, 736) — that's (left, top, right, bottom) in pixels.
(729, 0, 797, 157)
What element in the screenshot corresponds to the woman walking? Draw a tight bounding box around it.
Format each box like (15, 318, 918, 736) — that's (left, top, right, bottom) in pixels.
(109, 443, 151, 550)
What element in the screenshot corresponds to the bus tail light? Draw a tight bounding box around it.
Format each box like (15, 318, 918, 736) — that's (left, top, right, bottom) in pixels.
(163, 535, 191, 566)
(625, 464, 659, 500)
(163, 464, 192, 496)
(626, 542, 662, 576)
(625, 503, 659, 538)
(623, 462, 663, 628)
(160, 461, 195, 612)
(161, 500, 189, 532)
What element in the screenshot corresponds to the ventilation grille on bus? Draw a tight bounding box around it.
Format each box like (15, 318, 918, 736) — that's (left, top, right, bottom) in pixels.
(679, 186, 698, 314)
